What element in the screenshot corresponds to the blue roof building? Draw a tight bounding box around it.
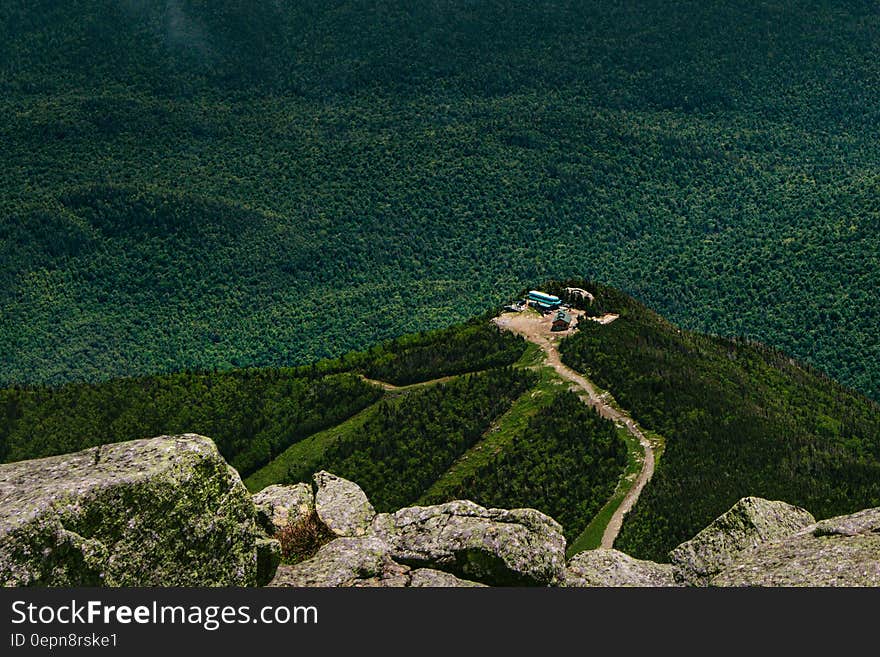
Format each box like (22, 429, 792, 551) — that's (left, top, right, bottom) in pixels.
(528, 290, 562, 310)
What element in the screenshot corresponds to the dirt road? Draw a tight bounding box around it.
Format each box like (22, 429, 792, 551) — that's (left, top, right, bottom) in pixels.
(359, 374, 457, 392)
(494, 311, 655, 549)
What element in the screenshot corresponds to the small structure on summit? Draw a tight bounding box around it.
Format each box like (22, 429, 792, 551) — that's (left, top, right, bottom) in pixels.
(564, 287, 595, 304)
(551, 310, 573, 331)
(528, 290, 562, 312)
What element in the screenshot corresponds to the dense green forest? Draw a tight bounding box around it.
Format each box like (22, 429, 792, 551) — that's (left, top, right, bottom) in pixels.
(1, 1, 879, 402)
(282, 368, 537, 511)
(4, 282, 880, 558)
(0, 311, 634, 543)
(353, 318, 528, 385)
(559, 282, 880, 560)
(0, 319, 526, 472)
(285, 317, 528, 383)
(0, 370, 382, 477)
(421, 391, 627, 542)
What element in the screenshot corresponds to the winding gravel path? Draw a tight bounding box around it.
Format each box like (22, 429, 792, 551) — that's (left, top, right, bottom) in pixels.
(494, 312, 655, 548)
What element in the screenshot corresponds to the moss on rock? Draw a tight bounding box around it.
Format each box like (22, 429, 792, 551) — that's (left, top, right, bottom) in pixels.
(0, 434, 275, 586)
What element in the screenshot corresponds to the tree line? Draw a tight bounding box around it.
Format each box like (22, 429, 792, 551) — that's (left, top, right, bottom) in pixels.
(0, 370, 382, 477)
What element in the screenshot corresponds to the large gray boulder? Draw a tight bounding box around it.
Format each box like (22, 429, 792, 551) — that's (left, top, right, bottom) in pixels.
(269, 537, 406, 587)
(712, 507, 880, 587)
(670, 497, 815, 586)
(314, 471, 375, 537)
(253, 483, 315, 536)
(268, 537, 483, 587)
(564, 549, 676, 587)
(372, 500, 567, 586)
(408, 568, 485, 588)
(0, 434, 277, 587)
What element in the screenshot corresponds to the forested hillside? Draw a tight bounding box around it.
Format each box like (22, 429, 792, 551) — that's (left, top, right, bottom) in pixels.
(421, 391, 627, 542)
(559, 282, 880, 561)
(3, 285, 880, 557)
(341, 317, 528, 386)
(281, 368, 538, 511)
(0, 316, 627, 545)
(0, 320, 526, 474)
(0, 370, 382, 477)
(1, 1, 879, 400)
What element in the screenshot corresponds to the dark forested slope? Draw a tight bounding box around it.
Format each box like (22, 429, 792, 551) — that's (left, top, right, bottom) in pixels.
(0, 317, 627, 544)
(0, 369, 383, 477)
(559, 282, 880, 561)
(0, 320, 526, 471)
(3, 285, 879, 557)
(420, 390, 628, 542)
(2, 1, 879, 402)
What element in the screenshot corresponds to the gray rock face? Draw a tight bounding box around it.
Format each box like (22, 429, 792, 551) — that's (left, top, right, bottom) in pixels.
(268, 537, 483, 587)
(811, 507, 880, 538)
(408, 568, 485, 587)
(372, 500, 566, 586)
(269, 537, 405, 587)
(564, 549, 676, 587)
(314, 471, 375, 537)
(0, 435, 274, 587)
(252, 483, 315, 536)
(712, 507, 880, 587)
(669, 497, 815, 586)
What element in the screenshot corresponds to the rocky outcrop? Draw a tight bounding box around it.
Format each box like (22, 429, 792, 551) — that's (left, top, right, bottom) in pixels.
(0, 435, 278, 587)
(253, 483, 314, 536)
(266, 479, 565, 586)
(408, 568, 485, 587)
(270, 537, 407, 587)
(372, 500, 567, 586)
(669, 497, 815, 586)
(254, 478, 880, 588)
(269, 537, 483, 587)
(4, 437, 877, 588)
(811, 507, 880, 538)
(711, 507, 880, 587)
(564, 549, 676, 587)
(265, 479, 880, 588)
(314, 471, 375, 537)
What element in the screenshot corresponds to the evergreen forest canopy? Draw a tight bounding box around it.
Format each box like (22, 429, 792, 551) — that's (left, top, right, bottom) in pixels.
(2, 283, 879, 558)
(0, 317, 630, 544)
(559, 282, 880, 560)
(0, 319, 522, 474)
(1, 1, 879, 402)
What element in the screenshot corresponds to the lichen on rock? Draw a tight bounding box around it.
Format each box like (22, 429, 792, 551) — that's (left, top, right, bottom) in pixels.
(313, 471, 375, 537)
(268, 536, 484, 587)
(408, 568, 485, 587)
(252, 483, 315, 536)
(269, 536, 403, 587)
(669, 496, 815, 586)
(0, 434, 275, 587)
(372, 500, 567, 586)
(564, 549, 676, 587)
(711, 506, 880, 587)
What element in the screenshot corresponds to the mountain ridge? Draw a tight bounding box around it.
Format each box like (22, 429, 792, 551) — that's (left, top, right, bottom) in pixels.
(3, 280, 879, 560)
